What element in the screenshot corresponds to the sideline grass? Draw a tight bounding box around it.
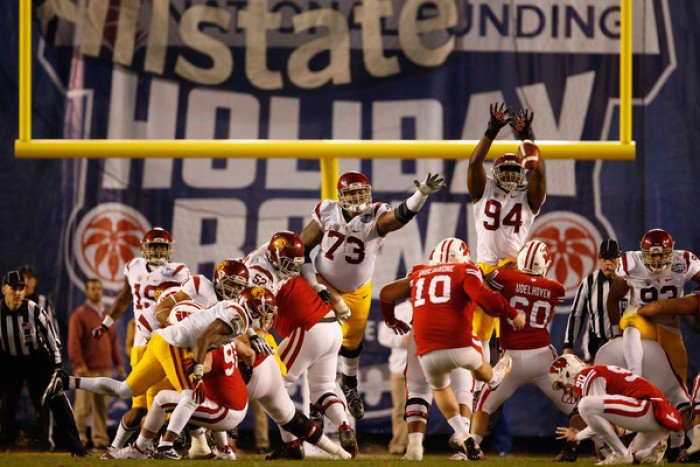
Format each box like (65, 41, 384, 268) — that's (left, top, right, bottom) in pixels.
(0, 452, 603, 466)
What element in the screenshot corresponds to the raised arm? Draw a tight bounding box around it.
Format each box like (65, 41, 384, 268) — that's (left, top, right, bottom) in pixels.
(509, 109, 545, 212)
(379, 277, 412, 334)
(93, 278, 132, 340)
(376, 173, 446, 236)
(468, 103, 512, 202)
(606, 276, 631, 335)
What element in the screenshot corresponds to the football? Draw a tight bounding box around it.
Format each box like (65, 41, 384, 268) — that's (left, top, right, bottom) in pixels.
(168, 300, 204, 325)
(518, 139, 540, 170)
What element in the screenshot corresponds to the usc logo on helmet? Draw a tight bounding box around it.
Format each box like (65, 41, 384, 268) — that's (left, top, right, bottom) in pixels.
(272, 237, 288, 250)
(251, 286, 266, 299)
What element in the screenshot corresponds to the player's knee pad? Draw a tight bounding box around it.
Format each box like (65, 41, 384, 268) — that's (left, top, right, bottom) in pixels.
(339, 342, 363, 358)
(315, 392, 346, 415)
(405, 397, 430, 424)
(281, 410, 322, 444)
(620, 313, 656, 340)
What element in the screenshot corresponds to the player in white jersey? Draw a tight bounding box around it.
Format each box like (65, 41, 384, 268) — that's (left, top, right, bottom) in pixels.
(300, 170, 445, 418)
(467, 104, 545, 369)
(607, 229, 700, 385)
(89, 227, 191, 454)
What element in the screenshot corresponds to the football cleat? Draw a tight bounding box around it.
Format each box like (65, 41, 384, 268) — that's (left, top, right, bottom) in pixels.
(677, 448, 700, 463)
(188, 430, 212, 459)
(449, 452, 469, 461)
(42, 368, 69, 406)
(596, 452, 634, 465)
(339, 378, 365, 420)
(104, 443, 149, 459)
(212, 445, 236, 460)
(488, 355, 512, 390)
(338, 423, 359, 459)
(403, 445, 424, 461)
(464, 437, 487, 461)
(99, 446, 116, 459)
(153, 446, 182, 460)
(638, 440, 666, 465)
(309, 403, 325, 433)
(265, 440, 304, 460)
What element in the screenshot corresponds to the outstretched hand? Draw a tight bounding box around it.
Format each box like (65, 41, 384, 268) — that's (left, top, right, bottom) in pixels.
(414, 173, 446, 195)
(510, 108, 535, 140)
(486, 102, 513, 139)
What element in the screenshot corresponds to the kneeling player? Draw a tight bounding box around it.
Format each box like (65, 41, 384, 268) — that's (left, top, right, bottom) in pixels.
(469, 241, 574, 460)
(380, 238, 523, 455)
(108, 342, 247, 460)
(552, 355, 683, 465)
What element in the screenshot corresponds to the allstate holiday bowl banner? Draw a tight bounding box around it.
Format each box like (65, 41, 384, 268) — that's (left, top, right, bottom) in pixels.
(2, 0, 698, 436)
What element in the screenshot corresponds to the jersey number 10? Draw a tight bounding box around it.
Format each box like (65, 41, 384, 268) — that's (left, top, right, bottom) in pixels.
(413, 275, 451, 307)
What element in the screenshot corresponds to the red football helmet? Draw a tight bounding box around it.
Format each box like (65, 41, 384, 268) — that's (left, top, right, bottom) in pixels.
(640, 229, 674, 274)
(266, 231, 305, 278)
(240, 286, 278, 328)
(492, 153, 525, 192)
(337, 171, 372, 213)
(214, 259, 250, 300)
(142, 227, 174, 265)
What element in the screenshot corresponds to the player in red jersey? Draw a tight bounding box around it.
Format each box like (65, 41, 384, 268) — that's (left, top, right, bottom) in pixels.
(551, 355, 682, 465)
(468, 240, 573, 460)
(380, 238, 524, 455)
(270, 276, 357, 458)
(107, 343, 247, 460)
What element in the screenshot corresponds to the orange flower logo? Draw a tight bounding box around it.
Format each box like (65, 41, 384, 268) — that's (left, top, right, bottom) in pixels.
(74, 204, 150, 290)
(529, 212, 603, 299)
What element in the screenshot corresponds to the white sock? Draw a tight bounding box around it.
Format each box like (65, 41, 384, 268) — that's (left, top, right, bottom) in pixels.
(213, 432, 228, 449)
(488, 372, 499, 387)
(316, 434, 342, 455)
(280, 428, 295, 443)
(158, 439, 173, 448)
(323, 401, 349, 428)
(135, 434, 152, 451)
(481, 341, 491, 364)
(341, 356, 360, 378)
(408, 432, 424, 448)
(622, 327, 643, 376)
(111, 419, 138, 449)
(164, 390, 199, 435)
(471, 434, 483, 445)
(76, 376, 132, 399)
(462, 416, 471, 432)
(447, 416, 469, 438)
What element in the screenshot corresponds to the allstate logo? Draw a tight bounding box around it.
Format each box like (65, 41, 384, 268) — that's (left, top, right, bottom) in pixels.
(73, 203, 150, 291)
(529, 211, 603, 299)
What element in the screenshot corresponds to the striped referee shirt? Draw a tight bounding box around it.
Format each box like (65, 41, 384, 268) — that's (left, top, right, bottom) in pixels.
(563, 270, 613, 350)
(0, 298, 63, 365)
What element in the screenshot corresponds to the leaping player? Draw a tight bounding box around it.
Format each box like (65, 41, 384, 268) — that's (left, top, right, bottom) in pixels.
(300, 171, 446, 419)
(467, 103, 545, 372)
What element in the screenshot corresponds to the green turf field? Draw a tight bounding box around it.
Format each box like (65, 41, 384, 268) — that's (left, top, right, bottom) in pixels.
(0, 452, 603, 466)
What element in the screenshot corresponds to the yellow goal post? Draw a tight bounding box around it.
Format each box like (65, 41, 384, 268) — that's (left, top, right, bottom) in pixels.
(14, 0, 635, 201)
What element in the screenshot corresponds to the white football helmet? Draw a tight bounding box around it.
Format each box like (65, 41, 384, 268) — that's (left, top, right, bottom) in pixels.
(517, 240, 552, 276)
(548, 355, 586, 404)
(429, 238, 471, 266)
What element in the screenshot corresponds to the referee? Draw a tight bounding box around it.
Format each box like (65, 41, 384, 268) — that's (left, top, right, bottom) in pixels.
(562, 239, 621, 361)
(0, 270, 86, 456)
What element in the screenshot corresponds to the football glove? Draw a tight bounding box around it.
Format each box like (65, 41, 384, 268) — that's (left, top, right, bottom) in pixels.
(313, 284, 333, 305)
(249, 333, 275, 356)
(485, 102, 513, 139)
(192, 379, 206, 405)
(414, 173, 446, 196)
(510, 108, 535, 140)
(334, 299, 352, 323)
(91, 324, 109, 340)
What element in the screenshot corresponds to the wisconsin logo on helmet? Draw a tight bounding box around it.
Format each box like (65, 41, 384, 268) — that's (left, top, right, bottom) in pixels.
(429, 238, 471, 265)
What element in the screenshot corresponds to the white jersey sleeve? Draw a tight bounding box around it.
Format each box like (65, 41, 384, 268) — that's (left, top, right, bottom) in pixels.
(157, 300, 248, 349)
(473, 178, 540, 265)
(313, 200, 391, 292)
(181, 274, 219, 308)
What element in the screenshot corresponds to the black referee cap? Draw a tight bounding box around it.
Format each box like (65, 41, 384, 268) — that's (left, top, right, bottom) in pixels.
(599, 239, 621, 259)
(3, 271, 26, 288)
